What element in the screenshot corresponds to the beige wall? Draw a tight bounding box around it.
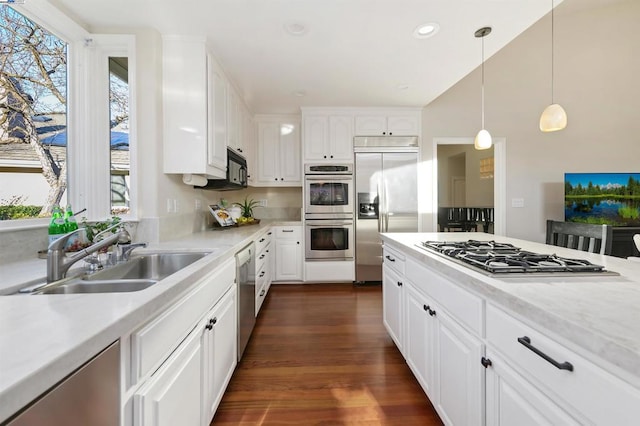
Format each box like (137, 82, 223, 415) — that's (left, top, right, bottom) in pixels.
(437, 144, 494, 207)
(421, 0, 640, 242)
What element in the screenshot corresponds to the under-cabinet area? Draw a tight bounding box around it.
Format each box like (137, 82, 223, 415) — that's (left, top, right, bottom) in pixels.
(381, 233, 640, 426)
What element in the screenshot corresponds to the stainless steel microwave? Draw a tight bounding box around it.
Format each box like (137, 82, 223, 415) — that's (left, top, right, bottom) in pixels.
(202, 149, 248, 191)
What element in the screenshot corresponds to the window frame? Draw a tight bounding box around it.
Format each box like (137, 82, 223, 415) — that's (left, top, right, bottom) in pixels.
(0, 3, 137, 230)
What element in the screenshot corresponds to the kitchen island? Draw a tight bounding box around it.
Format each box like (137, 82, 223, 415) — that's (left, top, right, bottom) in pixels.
(381, 232, 640, 425)
(0, 221, 298, 424)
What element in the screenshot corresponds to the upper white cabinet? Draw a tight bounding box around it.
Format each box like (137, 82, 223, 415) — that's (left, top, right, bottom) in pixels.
(254, 115, 301, 186)
(162, 36, 226, 178)
(302, 114, 353, 162)
(354, 111, 421, 136)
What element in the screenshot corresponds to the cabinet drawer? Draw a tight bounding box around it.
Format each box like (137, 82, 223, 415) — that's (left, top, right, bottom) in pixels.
(383, 244, 405, 276)
(406, 258, 483, 336)
(273, 225, 301, 240)
(255, 244, 271, 273)
(131, 258, 235, 383)
(255, 230, 272, 254)
(486, 303, 640, 424)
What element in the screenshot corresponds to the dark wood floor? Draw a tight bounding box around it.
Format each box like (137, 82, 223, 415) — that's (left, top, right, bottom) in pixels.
(212, 283, 443, 425)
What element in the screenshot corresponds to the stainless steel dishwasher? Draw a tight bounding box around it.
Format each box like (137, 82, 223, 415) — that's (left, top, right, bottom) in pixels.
(6, 341, 119, 425)
(235, 242, 255, 361)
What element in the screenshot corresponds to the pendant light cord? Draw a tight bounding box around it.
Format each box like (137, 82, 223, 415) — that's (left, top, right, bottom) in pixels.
(481, 34, 485, 128)
(551, 0, 555, 104)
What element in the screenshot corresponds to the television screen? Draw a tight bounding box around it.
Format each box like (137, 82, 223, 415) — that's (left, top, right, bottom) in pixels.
(564, 172, 640, 227)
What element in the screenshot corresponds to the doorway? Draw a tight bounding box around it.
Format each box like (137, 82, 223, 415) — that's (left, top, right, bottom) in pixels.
(433, 137, 505, 236)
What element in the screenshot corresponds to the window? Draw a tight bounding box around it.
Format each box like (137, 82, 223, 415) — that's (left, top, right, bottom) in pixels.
(0, 6, 68, 220)
(0, 3, 136, 225)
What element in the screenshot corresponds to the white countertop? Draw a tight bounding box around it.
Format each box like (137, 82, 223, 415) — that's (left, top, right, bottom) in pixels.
(0, 220, 298, 423)
(381, 232, 640, 386)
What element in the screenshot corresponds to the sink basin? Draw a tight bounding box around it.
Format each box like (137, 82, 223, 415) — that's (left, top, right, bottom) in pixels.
(22, 251, 211, 295)
(85, 252, 211, 282)
(37, 279, 158, 294)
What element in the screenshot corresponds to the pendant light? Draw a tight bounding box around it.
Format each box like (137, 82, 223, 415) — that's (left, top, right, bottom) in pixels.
(474, 27, 492, 150)
(539, 0, 567, 132)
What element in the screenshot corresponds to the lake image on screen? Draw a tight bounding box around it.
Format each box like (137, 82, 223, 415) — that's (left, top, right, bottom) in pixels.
(565, 173, 640, 227)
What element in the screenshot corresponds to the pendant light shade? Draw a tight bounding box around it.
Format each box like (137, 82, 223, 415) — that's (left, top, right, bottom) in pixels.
(475, 129, 492, 150)
(474, 26, 492, 150)
(540, 0, 567, 132)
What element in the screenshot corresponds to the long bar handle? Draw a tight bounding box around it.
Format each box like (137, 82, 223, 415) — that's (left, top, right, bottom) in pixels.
(517, 336, 574, 372)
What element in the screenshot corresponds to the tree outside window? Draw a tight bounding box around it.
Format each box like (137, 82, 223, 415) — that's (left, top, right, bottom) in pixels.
(0, 5, 68, 220)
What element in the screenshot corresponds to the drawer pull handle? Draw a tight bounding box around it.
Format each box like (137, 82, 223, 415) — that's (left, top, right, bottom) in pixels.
(282, 230, 294, 233)
(397, 281, 403, 287)
(481, 357, 492, 368)
(427, 307, 436, 317)
(259, 238, 265, 242)
(517, 336, 574, 372)
(260, 289, 265, 296)
(385, 255, 395, 262)
(259, 254, 265, 259)
(423, 304, 429, 311)
(259, 271, 265, 277)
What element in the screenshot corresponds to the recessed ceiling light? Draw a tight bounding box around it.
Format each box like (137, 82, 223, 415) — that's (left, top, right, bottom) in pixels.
(284, 21, 308, 36)
(413, 23, 440, 39)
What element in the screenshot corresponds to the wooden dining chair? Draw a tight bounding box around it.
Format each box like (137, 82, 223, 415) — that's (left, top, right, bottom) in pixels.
(545, 220, 613, 255)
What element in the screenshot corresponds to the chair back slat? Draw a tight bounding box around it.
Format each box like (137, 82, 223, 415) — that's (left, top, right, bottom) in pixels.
(545, 220, 612, 255)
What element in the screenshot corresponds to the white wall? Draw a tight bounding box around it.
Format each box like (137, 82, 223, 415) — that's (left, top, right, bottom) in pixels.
(421, 0, 640, 242)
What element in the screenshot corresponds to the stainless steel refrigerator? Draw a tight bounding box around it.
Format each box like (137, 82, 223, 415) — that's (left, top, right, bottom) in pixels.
(354, 139, 419, 282)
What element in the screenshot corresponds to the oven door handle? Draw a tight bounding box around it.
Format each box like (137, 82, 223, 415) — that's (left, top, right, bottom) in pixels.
(304, 176, 351, 181)
(306, 221, 353, 227)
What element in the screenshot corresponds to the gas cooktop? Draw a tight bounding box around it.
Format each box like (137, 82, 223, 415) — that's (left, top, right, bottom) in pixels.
(416, 240, 619, 277)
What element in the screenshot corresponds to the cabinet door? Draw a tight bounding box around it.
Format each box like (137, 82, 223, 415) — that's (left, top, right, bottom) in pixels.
(207, 54, 227, 171)
(134, 328, 203, 426)
(382, 266, 404, 351)
(203, 287, 237, 424)
(328, 115, 353, 161)
(387, 115, 419, 136)
(257, 122, 280, 183)
(405, 283, 436, 397)
(279, 121, 301, 183)
(485, 350, 581, 426)
(227, 88, 240, 153)
(354, 115, 387, 136)
(434, 309, 484, 426)
(275, 239, 302, 281)
(303, 115, 328, 161)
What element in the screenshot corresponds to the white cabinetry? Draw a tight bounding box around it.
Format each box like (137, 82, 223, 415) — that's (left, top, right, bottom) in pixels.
(354, 112, 420, 136)
(382, 245, 405, 351)
(202, 287, 237, 423)
(273, 225, 302, 281)
(302, 114, 353, 162)
(162, 36, 226, 178)
(255, 229, 273, 314)
(484, 303, 640, 425)
(255, 116, 301, 186)
(129, 258, 237, 426)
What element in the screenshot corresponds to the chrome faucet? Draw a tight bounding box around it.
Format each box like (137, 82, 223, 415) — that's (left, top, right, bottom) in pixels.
(46, 223, 131, 282)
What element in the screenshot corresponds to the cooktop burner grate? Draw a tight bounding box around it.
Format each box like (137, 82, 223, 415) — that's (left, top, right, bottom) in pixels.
(417, 240, 617, 276)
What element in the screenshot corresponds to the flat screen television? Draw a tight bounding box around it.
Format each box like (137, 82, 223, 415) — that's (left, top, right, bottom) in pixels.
(564, 172, 640, 227)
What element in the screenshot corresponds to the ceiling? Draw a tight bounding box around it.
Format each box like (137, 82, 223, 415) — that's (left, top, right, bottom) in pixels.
(48, 0, 610, 114)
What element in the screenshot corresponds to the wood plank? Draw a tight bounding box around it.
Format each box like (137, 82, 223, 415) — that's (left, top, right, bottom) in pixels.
(212, 283, 443, 425)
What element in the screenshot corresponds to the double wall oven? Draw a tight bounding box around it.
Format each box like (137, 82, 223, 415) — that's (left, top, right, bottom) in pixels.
(304, 164, 354, 261)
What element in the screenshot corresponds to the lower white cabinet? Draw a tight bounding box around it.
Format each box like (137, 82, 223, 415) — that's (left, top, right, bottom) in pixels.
(255, 229, 273, 314)
(382, 265, 404, 351)
(405, 280, 483, 426)
(273, 226, 302, 281)
(129, 258, 238, 426)
(202, 286, 237, 423)
(134, 326, 203, 426)
(485, 350, 581, 426)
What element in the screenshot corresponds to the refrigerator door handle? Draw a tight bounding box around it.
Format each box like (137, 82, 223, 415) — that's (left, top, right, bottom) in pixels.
(376, 184, 382, 233)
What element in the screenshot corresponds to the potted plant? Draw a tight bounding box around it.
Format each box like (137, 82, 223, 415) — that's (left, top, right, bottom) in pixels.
(236, 197, 260, 224)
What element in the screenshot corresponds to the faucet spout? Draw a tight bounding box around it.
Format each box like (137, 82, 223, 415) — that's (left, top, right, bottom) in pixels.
(46, 225, 130, 282)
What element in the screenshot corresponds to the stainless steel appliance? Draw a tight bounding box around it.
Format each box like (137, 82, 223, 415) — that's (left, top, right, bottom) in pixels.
(202, 148, 248, 191)
(354, 137, 419, 282)
(7, 341, 119, 425)
(235, 243, 255, 361)
(304, 164, 353, 215)
(417, 240, 619, 277)
(305, 214, 354, 260)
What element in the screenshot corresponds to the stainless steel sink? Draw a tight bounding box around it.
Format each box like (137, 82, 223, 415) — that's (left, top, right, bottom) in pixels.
(22, 251, 211, 295)
(84, 252, 210, 281)
(37, 279, 158, 294)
